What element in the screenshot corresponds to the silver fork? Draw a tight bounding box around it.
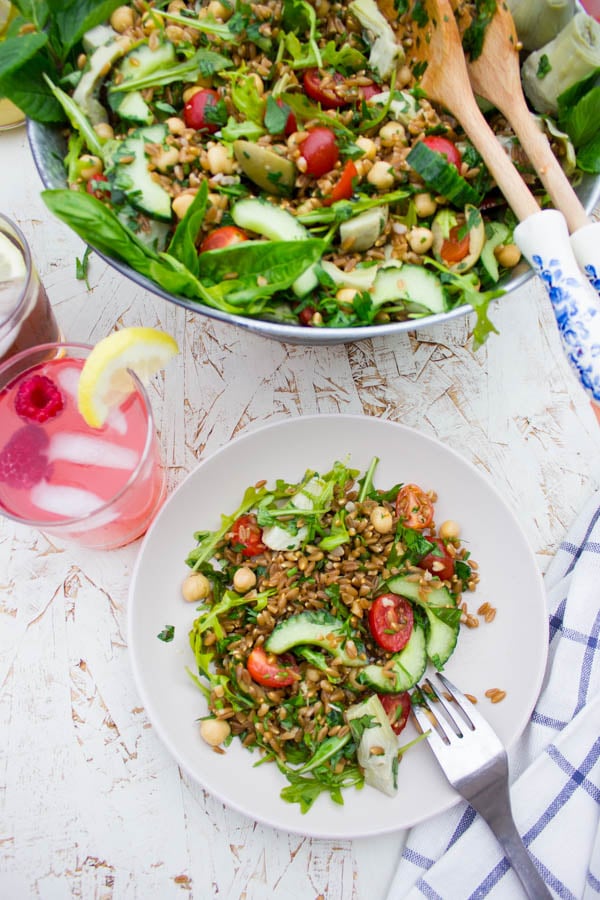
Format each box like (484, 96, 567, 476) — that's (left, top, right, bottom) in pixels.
(412, 673, 551, 900)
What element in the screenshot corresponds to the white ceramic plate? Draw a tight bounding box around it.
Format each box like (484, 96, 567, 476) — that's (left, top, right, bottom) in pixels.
(128, 414, 548, 839)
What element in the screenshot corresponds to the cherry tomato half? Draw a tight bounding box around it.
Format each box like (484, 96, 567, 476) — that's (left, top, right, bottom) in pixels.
(368, 594, 414, 653)
(359, 83, 381, 102)
(200, 225, 248, 253)
(86, 173, 110, 200)
(395, 484, 434, 530)
(229, 514, 266, 557)
(324, 160, 358, 206)
(183, 88, 221, 133)
(247, 646, 300, 687)
(303, 68, 347, 109)
(300, 127, 339, 177)
(419, 537, 455, 581)
(273, 98, 297, 136)
(422, 135, 462, 170)
(379, 691, 411, 734)
(440, 225, 470, 264)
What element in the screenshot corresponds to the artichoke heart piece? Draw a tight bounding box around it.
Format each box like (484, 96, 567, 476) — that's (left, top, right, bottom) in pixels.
(506, 0, 576, 51)
(233, 141, 296, 195)
(346, 694, 399, 797)
(521, 12, 600, 115)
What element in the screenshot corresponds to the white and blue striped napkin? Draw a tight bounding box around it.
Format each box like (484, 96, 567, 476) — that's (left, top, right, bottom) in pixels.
(385, 492, 600, 899)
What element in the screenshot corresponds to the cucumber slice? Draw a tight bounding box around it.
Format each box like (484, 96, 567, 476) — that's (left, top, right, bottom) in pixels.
(370, 263, 447, 314)
(110, 125, 172, 221)
(359, 622, 427, 693)
(406, 141, 481, 207)
(386, 574, 459, 669)
(264, 610, 367, 667)
(231, 197, 319, 296)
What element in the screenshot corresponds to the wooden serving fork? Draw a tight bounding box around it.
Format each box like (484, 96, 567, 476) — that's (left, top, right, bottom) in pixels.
(379, 0, 600, 407)
(452, 0, 591, 234)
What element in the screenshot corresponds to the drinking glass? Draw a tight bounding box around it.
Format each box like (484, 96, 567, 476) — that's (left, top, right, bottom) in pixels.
(0, 342, 167, 550)
(0, 214, 61, 362)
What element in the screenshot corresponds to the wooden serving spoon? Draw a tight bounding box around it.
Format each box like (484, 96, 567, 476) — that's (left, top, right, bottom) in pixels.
(453, 0, 590, 234)
(377, 0, 600, 408)
(381, 0, 541, 221)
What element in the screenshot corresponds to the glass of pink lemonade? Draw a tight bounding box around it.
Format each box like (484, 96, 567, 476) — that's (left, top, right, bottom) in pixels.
(0, 342, 166, 549)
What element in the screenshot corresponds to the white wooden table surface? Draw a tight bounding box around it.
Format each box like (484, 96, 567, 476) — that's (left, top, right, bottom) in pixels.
(2, 123, 600, 900)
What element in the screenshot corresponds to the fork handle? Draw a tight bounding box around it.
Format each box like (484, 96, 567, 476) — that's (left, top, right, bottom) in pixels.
(468, 782, 552, 899)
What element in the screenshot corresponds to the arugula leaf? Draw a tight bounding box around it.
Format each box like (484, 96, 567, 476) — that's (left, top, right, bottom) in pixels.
(347, 713, 378, 741)
(186, 483, 269, 569)
(110, 49, 233, 93)
(279, 764, 363, 813)
(193, 589, 272, 639)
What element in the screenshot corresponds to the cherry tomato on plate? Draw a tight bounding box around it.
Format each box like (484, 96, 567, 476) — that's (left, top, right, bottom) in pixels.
(419, 537, 455, 581)
(324, 160, 358, 205)
(247, 646, 300, 687)
(395, 483, 434, 530)
(422, 135, 462, 170)
(359, 83, 381, 102)
(229, 514, 266, 557)
(440, 225, 470, 264)
(368, 593, 414, 653)
(183, 88, 221, 133)
(379, 691, 411, 734)
(300, 127, 339, 177)
(303, 68, 347, 109)
(200, 226, 248, 253)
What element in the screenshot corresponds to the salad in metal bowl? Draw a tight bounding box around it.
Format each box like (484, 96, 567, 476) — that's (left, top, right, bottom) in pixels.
(5, 0, 600, 342)
(179, 457, 483, 812)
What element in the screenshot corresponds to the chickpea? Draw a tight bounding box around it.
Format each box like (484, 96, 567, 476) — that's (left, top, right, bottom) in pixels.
(413, 192, 437, 218)
(336, 287, 359, 307)
(172, 192, 197, 219)
(206, 0, 233, 19)
(182, 82, 213, 103)
(397, 65, 413, 88)
(200, 718, 231, 747)
(182, 572, 210, 603)
(110, 5, 135, 33)
(439, 519, 461, 541)
(155, 147, 180, 172)
(93, 122, 114, 142)
(166, 116, 187, 136)
(233, 566, 257, 593)
(494, 243, 522, 269)
(355, 136, 377, 160)
(207, 143, 235, 175)
(141, 10, 163, 32)
(370, 505, 394, 534)
(78, 155, 103, 181)
(367, 160, 395, 191)
(378, 121, 406, 147)
(249, 73, 264, 96)
(76, 53, 87, 71)
(407, 226, 434, 255)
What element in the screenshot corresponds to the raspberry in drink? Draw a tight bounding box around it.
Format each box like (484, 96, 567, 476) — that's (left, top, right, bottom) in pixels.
(0, 346, 165, 549)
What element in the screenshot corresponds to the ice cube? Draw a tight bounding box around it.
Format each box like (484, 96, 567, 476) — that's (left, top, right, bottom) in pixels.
(56, 366, 81, 400)
(105, 406, 128, 435)
(48, 433, 139, 470)
(30, 482, 105, 518)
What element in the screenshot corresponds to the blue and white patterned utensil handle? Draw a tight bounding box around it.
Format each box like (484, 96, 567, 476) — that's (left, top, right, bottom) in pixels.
(515, 209, 600, 405)
(570, 220, 600, 297)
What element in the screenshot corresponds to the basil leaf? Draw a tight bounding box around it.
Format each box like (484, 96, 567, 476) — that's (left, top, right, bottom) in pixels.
(157, 625, 175, 642)
(0, 31, 48, 78)
(167, 180, 209, 274)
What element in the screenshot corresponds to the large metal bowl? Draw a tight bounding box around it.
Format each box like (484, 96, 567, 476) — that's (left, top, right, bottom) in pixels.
(28, 119, 600, 346)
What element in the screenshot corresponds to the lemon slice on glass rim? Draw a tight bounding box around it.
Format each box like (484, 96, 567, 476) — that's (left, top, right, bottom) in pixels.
(78, 327, 179, 428)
